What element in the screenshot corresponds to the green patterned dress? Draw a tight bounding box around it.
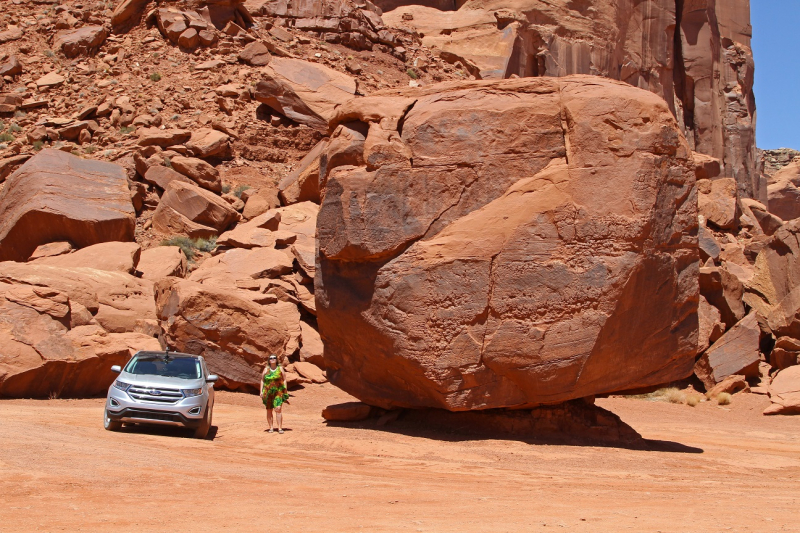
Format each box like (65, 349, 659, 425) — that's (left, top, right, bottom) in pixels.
(261, 366, 289, 409)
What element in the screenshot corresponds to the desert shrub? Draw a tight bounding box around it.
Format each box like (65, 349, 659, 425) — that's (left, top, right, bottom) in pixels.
(221, 183, 232, 194)
(32, 140, 44, 151)
(150, 72, 162, 82)
(163, 156, 172, 168)
(717, 393, 732, 406)
(407, 68, 419, 79)
(44, 49, 55, 58)
(0, 132, 13, 142)
(663, 387, 685, 404)
(194, 236, 217, 253)
(160, 236, 217, 260)
(233, 184, 252, 198)
(161, 236, 196, 260)
(9, 123, 22, 133)
(686, 395, 700, 407)
(119, 126, 135, 135)
(83, 145, 97, 154)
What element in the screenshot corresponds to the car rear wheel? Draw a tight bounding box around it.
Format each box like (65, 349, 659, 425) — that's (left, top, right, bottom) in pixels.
(193, 405, 212, 439)
(104, 407, 122, 431)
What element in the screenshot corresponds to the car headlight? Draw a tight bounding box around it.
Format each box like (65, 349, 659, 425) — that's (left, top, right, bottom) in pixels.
(113, 380, 131, 392)
(182, 388, 203, 397)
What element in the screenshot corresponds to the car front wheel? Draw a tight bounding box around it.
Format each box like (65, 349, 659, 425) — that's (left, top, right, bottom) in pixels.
(104, 407, 122, 431)
(193, 405, 212, 439)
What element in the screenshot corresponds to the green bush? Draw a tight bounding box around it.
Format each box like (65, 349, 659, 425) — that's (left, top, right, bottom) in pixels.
(119, 126, 135, 135)
(44, 49, 55, 58)
(9, 123, 22, 133)
(0, 132, 13, 143)
(233, 184, 252, 198)
(32, 140, 44, 151)
(221, 183, 232, 194)
(150, 72, 162, 82)
(160, 236, 218, 261)
(406, 68, 418, 79)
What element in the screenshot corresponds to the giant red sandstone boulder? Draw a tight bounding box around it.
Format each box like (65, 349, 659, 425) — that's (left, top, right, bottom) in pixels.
(0, 262, 161, 398)
(154, 278, 290, 392)
(316, 76, 698, 411)
(0, 150, 135, 263)
(254, 58, 357, 131)
(383, 0, 758, 202)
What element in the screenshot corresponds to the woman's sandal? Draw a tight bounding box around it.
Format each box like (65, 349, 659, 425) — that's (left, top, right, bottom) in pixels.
(278, 429, 284, 434)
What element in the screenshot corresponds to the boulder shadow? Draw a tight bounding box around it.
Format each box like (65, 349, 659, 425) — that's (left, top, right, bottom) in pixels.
(324, 400, 704, 453)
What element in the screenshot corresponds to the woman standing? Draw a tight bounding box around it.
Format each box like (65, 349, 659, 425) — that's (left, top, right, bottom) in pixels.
(261, 354, 289, 434)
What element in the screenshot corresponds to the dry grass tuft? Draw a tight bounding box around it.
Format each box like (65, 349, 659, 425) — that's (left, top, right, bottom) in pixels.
(717, 392, 732, 406)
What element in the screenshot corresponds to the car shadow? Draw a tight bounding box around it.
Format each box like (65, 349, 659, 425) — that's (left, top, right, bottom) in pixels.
(119, 423, 219, 441)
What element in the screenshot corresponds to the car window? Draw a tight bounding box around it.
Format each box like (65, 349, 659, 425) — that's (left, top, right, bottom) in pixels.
(125, 356, 202, 379)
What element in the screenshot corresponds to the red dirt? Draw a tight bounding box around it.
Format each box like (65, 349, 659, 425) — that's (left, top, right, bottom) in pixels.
(1, 386, 798, 532)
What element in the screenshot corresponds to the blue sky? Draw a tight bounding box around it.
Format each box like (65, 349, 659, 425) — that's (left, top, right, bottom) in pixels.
(752, 0, 800, 149)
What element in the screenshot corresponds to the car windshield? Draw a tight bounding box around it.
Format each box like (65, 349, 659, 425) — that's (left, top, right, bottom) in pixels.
(125, 356, 201, 379)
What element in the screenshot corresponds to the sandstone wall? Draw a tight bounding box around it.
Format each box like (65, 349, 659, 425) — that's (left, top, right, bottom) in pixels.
(383, 0, 758, 201)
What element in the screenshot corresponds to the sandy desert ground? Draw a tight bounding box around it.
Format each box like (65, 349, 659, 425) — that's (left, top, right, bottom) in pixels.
(1, 385, 798, 533)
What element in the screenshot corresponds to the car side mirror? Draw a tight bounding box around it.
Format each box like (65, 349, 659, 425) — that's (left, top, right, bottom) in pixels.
(206, 374, 218, 383)
(111, 365, 122, 373)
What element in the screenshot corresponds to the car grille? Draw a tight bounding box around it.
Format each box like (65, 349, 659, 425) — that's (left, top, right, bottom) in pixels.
(127, 385, 184, 404)
(124, 409, 182, 423)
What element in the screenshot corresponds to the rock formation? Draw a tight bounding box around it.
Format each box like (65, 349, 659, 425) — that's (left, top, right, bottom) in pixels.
(0, 261, 160, 397)
(0, 150, 135, 262)
(316, 76, 698, 410)
(382, 0, 758, 202)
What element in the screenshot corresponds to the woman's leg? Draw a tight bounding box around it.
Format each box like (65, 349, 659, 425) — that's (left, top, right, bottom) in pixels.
(266, 408, 274, 431)
(275, 405, 282, 431)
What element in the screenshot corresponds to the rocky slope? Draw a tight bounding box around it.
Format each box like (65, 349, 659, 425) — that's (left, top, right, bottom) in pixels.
(0, 0, 797, 417)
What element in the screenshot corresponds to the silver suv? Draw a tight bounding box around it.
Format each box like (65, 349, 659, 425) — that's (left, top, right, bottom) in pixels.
(104, 350, 218, 439)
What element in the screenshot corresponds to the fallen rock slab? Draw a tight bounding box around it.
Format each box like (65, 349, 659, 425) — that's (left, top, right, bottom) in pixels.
(0, 150, 134, 262)
(154, 278, 290, 392)
(31, 242, 141, 274)
(143, 165, 193, 190)
(136, 246, 187, 279)
(28, 241, 73, 260)
(152, 180, 240, 236)
(169, 155, 222, 192)
(53, 26, 107, 58)
(254, 57, 357, 131)
(322, 402, 372, 421)
(694, 313, 761, 389)
(763, 366, 800, 415)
